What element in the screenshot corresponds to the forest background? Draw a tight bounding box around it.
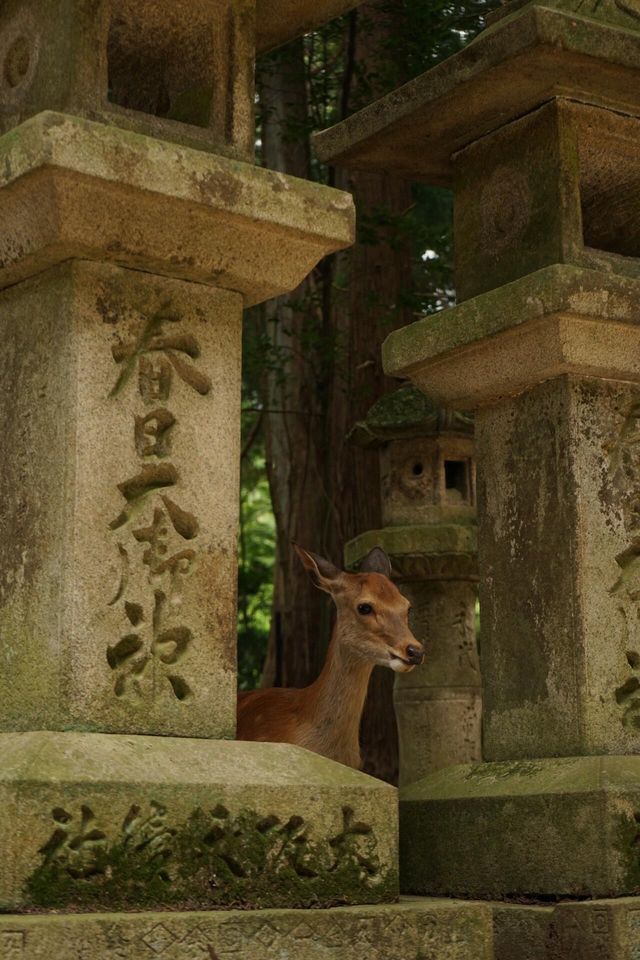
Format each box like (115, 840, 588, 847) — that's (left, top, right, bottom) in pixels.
(239, 0, 495, 783)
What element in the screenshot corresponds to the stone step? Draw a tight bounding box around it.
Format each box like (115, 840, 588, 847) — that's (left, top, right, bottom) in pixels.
(400, 756, 640, 899)
(0, 898, 494, 959)
(494, 899, 640, 960)
(0, 732, 398, 913)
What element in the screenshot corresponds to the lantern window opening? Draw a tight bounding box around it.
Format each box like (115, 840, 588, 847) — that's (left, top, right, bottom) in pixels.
(106, 7, 216, 130)
(443, 457, 471, 505)
(578, 123, 640, 262)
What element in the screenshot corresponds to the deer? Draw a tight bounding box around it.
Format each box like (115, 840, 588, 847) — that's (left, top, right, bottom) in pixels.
(236, 544, 424, 771)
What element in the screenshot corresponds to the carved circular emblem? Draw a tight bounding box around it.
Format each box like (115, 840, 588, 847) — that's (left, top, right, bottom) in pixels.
(3, 36, 30, 89)
(0, 13, 39, 99)
(480, 166, 532, 251)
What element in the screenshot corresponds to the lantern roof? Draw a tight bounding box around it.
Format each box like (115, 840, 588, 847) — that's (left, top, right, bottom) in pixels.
(314, 0, 640, 185)
(256, 0, 363, 55)
(348, 385, 473, 447)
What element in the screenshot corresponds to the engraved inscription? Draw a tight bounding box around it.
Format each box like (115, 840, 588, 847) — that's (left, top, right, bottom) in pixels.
(29, 803, 394, 911)
(141, 923, 176, 955)
(608, 396, 640, 725)
(108, 304, 211, 704)
(111, 308, 212, 401)
(107, 589, 194, 701)
(0, 932, 25, 958)
(135, 409, 176, 458)
(38, 806, 108, 880)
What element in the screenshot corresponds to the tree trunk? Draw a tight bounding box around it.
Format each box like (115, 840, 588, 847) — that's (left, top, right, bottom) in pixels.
(255, 6, 414, 784)
(257, 42, 334, 690)
(329, 166, 414, 783)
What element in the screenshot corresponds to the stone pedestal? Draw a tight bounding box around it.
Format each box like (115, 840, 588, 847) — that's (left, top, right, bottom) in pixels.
(0, 2, 497, 953)
(395, 579, 480, 785)
(316, 0, 640, 944)
(0, 3, 499, 953)
(0, 899, 494, 959)
(345, 387, 480, 787)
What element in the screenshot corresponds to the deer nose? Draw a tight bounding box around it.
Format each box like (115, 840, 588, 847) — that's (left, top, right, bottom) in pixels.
(406, 644, 424, 665)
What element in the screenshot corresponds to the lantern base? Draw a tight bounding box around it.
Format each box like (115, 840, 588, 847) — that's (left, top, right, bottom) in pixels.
(0, 731, 400, 912)
(400, 756, 640, 900)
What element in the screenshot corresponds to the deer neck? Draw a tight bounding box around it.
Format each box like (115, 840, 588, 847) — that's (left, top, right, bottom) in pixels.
(306, 623, 374, 767)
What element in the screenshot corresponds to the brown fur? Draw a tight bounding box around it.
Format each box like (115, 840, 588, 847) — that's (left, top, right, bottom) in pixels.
(236, 549, 424, 770)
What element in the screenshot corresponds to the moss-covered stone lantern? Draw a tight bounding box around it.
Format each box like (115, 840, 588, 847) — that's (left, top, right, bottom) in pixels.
(0, 2, 493, 954)
(317, 0, 640, 951)
(346, 386, 480, 787)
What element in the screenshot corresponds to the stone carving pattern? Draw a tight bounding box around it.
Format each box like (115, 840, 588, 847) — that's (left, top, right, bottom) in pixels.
(480, 167, 532, 251)
(608, 396, 640, 725)
(108, 304, 211, 703)
(127, 910, 470, 959)
(29, 803, 393, 910)
(0, 933, 25, 959)
(549, 908, 612, 960)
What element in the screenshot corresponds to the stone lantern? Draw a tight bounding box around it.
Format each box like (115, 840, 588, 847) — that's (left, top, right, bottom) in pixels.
(0, 1, 495, 954)
(345, 385, 480, 787)
(317, 0, 640, 953)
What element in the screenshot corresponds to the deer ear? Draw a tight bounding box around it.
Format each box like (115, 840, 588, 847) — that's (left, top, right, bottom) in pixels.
(293, 544, 341, 594)
(359, 547, 392, 579)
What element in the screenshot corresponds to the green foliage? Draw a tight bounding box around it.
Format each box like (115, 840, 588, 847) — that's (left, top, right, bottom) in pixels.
(237, 406, 275, 691)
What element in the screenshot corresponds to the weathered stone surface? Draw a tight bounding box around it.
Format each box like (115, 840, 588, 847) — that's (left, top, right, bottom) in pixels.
(314, 2, 640, 184)
(0, 898, 494, 958)
(488, 0, 640, 33)
(0, 112, 354, 305)
(400, 756, 640, 898)
(348, 384, 473, 448)
(489, 898, 640, 959)
(256, 0, 364, 55)
(493, 904, 553, 960)
(345, 524, 477, 582)
(0, 0, 256, 158)
(0, 260, 241, 738)
(549, 897, 640, 959)
(394, 580, 481, 786)
(0, 732, 398, 911)
(382, 264, 640, 408)
(478, 376, 640, 760)
(378, 435, 476, 528)
(454, 100, 640, 301)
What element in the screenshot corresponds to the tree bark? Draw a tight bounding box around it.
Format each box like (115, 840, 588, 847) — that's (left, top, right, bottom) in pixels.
(255, 6, 414, 784)
(257, 42, 334, 690)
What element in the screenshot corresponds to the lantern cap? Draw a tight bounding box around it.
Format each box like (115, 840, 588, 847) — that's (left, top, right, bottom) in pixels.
(314, 1, 640, 185)
(256, 0, 363, 55)
(348, 384, 473, 447)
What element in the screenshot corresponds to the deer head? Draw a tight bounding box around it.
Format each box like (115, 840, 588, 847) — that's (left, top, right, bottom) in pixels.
(294, 544, 424, 673)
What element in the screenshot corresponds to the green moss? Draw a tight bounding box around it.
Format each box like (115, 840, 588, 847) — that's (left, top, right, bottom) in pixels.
(463, 760, 546, 782)
(613, 811, 640, 894)
(349, 385, 472, 447)
(25, 803, 398, 911)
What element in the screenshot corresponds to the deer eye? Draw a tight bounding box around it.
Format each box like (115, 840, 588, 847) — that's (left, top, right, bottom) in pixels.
(357, 603, 374, 615)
